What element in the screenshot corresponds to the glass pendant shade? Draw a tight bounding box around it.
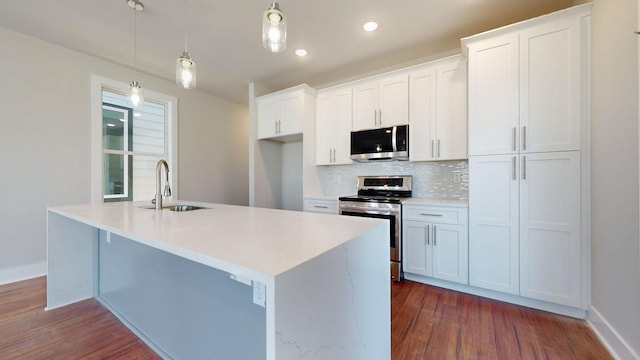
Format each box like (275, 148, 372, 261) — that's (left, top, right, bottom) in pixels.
(176, 51, 196, 89)
(129, 81, 144, 107)
(262, 1, 286, 53)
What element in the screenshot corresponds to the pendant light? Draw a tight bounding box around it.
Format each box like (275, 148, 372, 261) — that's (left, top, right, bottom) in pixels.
(176, 0, 196, 89)
(262, 1, 287, 53)
(128, 0, 144, 107)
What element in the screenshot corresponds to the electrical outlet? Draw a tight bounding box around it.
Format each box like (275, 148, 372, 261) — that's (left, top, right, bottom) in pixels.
(452, 173, 461, 183)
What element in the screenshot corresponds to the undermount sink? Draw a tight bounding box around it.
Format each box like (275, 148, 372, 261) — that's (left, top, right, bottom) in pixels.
(139, 203, 209, 211)
(168, 205, 204, 212)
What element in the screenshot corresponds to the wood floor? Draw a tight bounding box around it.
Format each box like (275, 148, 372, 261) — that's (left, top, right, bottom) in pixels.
(391, 280, 612, 359)
(0, 277, 611, 359)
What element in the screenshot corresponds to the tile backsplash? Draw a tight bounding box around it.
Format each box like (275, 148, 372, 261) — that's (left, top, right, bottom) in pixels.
(317, 160, 469, 199)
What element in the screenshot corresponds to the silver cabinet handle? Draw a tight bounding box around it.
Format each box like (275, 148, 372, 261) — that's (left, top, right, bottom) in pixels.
(313, 205, 329, 209)
(512, 156, 516, 180)
(420, 213, 443, 217)
(431, 140, 434, 158)
(426, 224, 430, 245)
(437, 139, 441, 158)
(522, 126, 527, 151)
(332, 149, 336, 163)
(512, 127, 516, 151)
(522, 156, 527, 180)
(275, 121, 278, 134)
(379, 109, 382, 125)
(433, 225, 437, 246)
(373, 109, 377, 125)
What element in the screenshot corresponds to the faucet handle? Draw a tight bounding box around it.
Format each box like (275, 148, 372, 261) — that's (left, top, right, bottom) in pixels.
(151, 198, 156, 205)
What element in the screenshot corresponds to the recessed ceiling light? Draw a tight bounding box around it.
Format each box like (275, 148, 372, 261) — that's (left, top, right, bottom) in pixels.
(363, 21, 378, 32)
(134, 112, 141, 117)
(295, 49, 308, 57)
(107, 123, 116, 127)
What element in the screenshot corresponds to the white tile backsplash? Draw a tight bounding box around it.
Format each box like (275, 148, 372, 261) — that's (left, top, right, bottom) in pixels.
(317, 160, 468, 199)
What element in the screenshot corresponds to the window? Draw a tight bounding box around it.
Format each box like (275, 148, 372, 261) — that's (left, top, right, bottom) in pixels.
(91, 75, 178, 204)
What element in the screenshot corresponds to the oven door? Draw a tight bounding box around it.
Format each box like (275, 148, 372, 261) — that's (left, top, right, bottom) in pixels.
(339, 201, 402, 281)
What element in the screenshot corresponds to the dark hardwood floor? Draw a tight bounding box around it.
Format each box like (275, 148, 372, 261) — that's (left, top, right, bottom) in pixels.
(0, 277, 611, 359)
(391, 280, 612, 359)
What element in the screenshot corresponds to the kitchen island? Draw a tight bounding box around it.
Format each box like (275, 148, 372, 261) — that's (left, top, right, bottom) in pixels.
(46, 201, 390, 360)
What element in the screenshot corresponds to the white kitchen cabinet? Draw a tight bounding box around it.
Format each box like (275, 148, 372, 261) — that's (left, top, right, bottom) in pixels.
(315, 88, 352, 165)
(257, 84, 315, 141)
(519, 151, 581, 307)
(303, 198, 339, 214)
(466, 14, 584, 156)
(469, 152, 582, 307)
(403, 205, 468, 284)
(468, 155, 520, 295)
(352, 74, 408, 131)
(409, 56, 467, 161)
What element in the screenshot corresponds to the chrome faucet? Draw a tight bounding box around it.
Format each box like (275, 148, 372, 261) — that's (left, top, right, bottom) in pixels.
(154, 159, 171, 210)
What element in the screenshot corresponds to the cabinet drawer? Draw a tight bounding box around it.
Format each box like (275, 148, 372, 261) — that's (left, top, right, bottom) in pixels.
(403, 206, 467, 225)
(303, 199, 338, 214)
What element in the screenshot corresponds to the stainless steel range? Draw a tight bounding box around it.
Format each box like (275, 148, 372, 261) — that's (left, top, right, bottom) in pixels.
(338, 175, 412, 281)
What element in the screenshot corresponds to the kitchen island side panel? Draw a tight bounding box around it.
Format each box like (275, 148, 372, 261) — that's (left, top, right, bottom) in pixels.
(46, 211, 97, 310)
(274, 223, 391, 360)
(98, 231, 266, 360)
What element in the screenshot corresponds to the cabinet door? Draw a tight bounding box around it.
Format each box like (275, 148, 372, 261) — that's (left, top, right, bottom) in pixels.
(333, 89, 353, 164)
(467, 34, 520, 156)
(432, 223, 468, 284)
(315, 92, 334, 165)
(352, 81, 378, 131)
(378, 74, 409, 127)
(436, 59, 468, 160)
(278, 92, 303, 136)
(469, 155, 520, 294)
(519, 151, 581, 307)
(409, 67, 437, 161)
(257, 98, 279, 139)
(403, 220, 432, 277)
(520, 18, 582, 153)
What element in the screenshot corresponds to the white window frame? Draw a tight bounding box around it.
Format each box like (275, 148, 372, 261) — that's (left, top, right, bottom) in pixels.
(91, 75, 179, 204)
(102, 104, 131, 200)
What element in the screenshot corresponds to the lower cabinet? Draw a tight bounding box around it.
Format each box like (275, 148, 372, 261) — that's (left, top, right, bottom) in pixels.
(403, 205, 468, 284)
(303, 198, 338, 214)
(469, 151, 582, 308)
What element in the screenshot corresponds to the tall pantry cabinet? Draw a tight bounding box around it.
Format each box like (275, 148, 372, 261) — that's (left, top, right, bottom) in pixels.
(464, 4, 591, 309)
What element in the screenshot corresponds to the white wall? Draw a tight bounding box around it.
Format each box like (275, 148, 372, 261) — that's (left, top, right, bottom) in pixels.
(588, 0, 640, 358)
(0, 26, 249, 284)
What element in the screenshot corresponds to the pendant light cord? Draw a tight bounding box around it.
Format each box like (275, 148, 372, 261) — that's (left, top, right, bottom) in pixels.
(184, 0, 189, 53)
(134, 6, 138, 78)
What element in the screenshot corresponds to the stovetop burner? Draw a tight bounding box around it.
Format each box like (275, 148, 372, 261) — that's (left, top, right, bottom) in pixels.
(338, 195, 407, 204)
(338, 175, 413, 204)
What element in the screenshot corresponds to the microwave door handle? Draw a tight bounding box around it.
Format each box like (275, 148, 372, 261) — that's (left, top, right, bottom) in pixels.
(392, 126, 397, 152)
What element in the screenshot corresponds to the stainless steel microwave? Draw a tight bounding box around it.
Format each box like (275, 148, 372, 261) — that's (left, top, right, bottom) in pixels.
(350, 125, 409, 162)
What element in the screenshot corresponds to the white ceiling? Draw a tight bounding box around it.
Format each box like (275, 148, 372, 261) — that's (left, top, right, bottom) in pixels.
(0, 0, 575, 105)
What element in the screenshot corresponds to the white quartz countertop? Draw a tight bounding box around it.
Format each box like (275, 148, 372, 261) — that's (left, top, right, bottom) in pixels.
(401, 198, 468, 207)
(47, 201, 386, 281)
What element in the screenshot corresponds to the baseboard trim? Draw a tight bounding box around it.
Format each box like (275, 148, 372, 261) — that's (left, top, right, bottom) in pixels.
(587, 305, 639, 360)
(0, 262, 47, 286)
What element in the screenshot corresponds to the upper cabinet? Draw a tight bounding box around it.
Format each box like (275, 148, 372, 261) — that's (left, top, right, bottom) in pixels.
(352, 74, 409, 131)
(409, 55, 467, 161)
(316, 88, 353, 165)
(465, 10, 586, 156)
(257, 84, 316, 142)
